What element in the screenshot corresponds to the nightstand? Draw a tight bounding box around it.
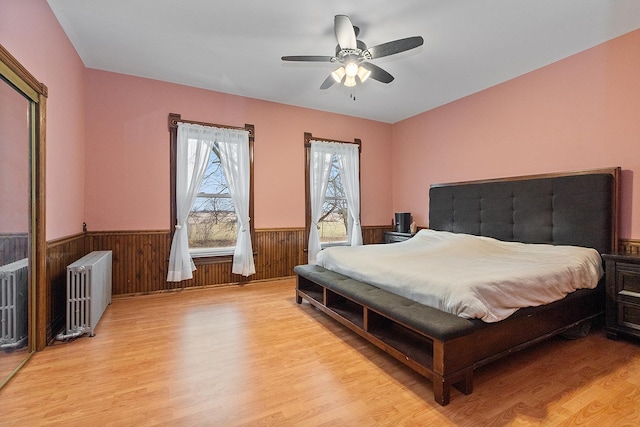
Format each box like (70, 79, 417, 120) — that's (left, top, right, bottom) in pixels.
(384, 231, 413, 244)
(602, 253, 640, 341)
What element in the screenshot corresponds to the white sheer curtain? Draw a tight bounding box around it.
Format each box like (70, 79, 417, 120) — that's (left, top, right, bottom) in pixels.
(167, 123, 215, 282)
(308, 141, 334, 264)
(336, 143, 363, 246)
(217, 129, 255, 276)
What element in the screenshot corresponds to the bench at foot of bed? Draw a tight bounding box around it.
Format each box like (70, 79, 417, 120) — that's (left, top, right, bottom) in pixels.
(294, 264, 478, 405)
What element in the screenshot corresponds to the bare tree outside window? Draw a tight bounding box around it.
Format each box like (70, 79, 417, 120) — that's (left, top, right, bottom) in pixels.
(188, 143, 237, 248)
(318, 155, 348, 243)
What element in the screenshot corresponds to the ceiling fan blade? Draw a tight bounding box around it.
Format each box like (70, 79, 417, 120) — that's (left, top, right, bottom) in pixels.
(320, 74, 336, 90)
(334, 15, 357, 50)
(361, 62, 394, 83)
(366, 36, 424, 59)
(281, 55, 334, 62)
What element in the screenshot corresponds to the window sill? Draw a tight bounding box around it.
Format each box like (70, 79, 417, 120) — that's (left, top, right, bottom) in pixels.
(192, 255, 233, 266)
(303, 241, 349, 253)
(190, 247, 234, 265)
(322, 241, 349, 248)
(190, 247, 234, 256)
(190, 250, 258, 266)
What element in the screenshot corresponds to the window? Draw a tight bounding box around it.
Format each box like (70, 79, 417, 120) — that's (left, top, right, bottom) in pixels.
(188, 143, 237, 255)
(168, 113, 254, 263)
(304, 132, 362, 263)
(319, 155, 349, 244)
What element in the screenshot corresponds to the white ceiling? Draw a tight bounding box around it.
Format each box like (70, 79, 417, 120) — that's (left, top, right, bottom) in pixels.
(47, 0, 640, 124)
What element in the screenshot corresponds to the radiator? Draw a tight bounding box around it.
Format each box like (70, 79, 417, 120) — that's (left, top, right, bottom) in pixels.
(0, 258, 29, 350)
(56, 251, 112, 340)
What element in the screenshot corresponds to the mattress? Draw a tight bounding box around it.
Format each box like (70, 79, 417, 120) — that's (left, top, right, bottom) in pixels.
(316, 229, 603, 322)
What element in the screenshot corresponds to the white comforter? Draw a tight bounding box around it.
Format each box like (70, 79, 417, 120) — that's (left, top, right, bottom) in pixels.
(316, 229, 603, 322)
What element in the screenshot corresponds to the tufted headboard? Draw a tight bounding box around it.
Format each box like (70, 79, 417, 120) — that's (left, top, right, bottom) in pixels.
(428, 168, 620, 255)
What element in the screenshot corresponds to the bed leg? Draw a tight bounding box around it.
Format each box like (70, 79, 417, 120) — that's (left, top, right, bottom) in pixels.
(453, 369, 474, 395)
(433, 369, 474, 405)
(296, 292, 302, 304)
(433, 376, 451, 406)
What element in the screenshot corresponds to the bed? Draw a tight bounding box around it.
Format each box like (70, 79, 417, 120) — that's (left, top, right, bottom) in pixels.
(294, 167, 620, 405)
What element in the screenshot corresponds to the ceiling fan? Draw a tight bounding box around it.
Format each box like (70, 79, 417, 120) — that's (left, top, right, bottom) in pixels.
(282, 15, 424, 90)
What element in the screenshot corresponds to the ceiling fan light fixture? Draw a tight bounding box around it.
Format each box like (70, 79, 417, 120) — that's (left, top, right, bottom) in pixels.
(357, 66, 371, 83)
(282, 15, 423, 90)
(331, 66, 346, 83)
(345, 62, 359, 77)
(344, 75, 357, 87)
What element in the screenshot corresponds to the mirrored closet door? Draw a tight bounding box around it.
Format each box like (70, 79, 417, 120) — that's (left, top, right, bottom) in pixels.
(0, 43, 46, 389)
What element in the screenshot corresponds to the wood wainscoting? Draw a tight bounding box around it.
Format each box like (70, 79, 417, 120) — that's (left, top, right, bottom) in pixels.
(0, 233, 28, 266)
(44, 226, 391, 343)
(618, 239, 640, 255)
(45, 233, 88, 344)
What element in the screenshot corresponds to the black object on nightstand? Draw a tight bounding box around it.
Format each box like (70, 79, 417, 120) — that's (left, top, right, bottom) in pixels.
(384, 231, 413, 244)
(602, 253, 640, 341)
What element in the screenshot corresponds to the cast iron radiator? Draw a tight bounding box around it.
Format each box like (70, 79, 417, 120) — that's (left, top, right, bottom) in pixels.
(0, 258, 28, 350)
(57, 251, 112, 340)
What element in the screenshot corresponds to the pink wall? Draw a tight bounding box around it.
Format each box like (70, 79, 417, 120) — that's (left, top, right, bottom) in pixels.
(0, 0, 86, 240)
(84, 70, 393, 230)
(392, 29, 640, 239)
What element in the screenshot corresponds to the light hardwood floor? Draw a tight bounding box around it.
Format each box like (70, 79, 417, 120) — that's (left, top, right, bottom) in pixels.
(1, 278, 639, 426)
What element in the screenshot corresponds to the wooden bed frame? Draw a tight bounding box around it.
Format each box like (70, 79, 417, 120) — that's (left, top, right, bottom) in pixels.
(294, 167, 620, 405)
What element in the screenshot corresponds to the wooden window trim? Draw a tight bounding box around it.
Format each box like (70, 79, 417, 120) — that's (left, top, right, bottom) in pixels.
(168, 113, 255, 265)
(303, 132, 361, 255)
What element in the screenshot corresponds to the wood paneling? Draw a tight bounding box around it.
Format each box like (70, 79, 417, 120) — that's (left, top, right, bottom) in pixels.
(87, 230, 173, 295)
(0, 233, 28, 266)
(45, 233, 86, 344)
(363, 225, 393, 245)
(619, 239, 640, 255)
(85, 226, 391, 295)
(254, 228, 306, 281)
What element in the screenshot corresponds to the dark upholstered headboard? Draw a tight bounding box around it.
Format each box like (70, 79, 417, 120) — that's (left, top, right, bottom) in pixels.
(428, 168, 620, 255)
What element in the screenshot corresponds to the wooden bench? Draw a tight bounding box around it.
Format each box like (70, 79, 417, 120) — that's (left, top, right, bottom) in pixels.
(294, 264, 478, 405)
